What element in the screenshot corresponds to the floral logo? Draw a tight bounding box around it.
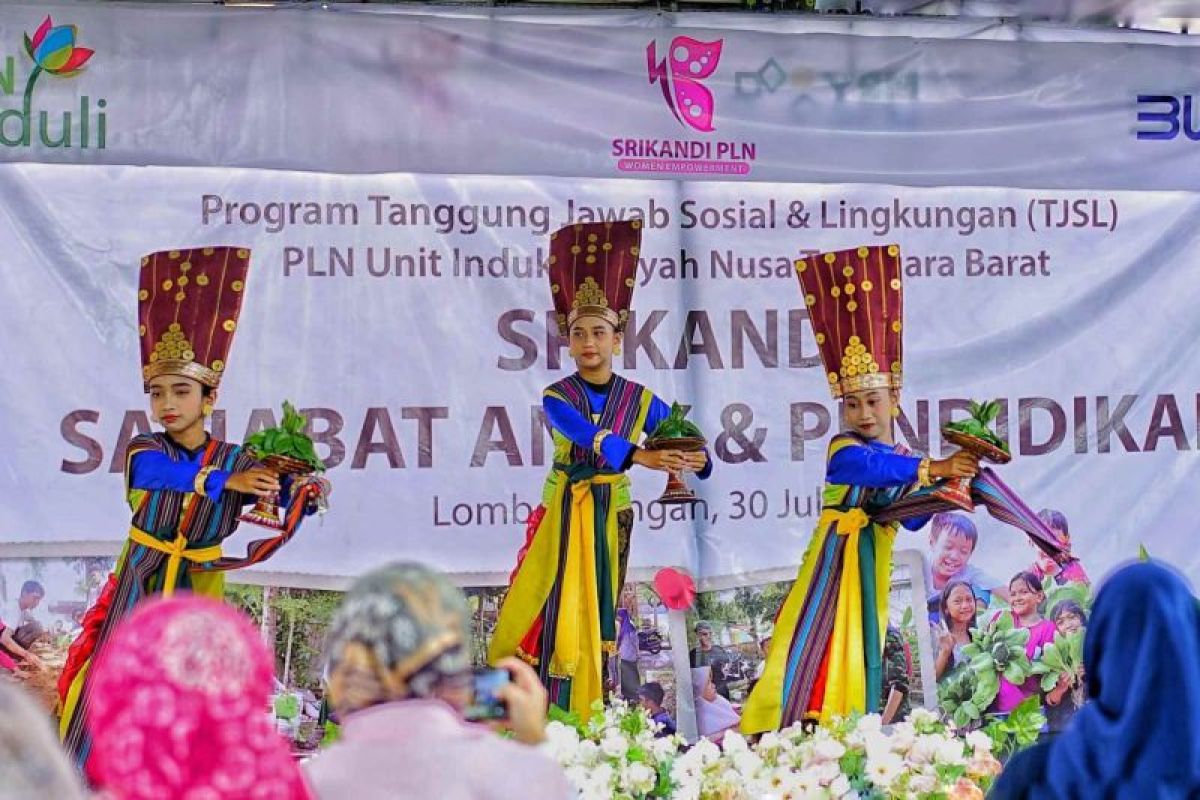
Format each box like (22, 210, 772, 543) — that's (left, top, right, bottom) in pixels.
(646, 36, 723, 133)
(0, 14, 100, 149)
(21, 16, 94, 105)
(25, 16, 94, 76)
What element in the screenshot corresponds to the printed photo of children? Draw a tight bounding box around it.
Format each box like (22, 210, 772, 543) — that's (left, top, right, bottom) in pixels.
(924, 513, 1008, 626)
(933, 579, 979, 683)
(1043, 599, 1088, 734)
(1031, 508, 1091, 588)
(926, 505, 1097, 734)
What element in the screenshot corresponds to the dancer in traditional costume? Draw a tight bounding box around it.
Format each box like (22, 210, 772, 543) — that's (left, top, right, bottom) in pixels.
(488, 220, 711, 720)
(58, 246, 329, 768)
(741, 245, 979, 733)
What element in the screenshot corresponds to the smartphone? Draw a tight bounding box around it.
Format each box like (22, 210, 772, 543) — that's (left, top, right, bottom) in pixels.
(464, 667, 510, 722)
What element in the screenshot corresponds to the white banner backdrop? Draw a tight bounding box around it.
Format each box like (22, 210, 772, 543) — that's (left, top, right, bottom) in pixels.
(0, 4, 1198, 188)
(1, 163, 1197, 585)
(0, 4, 1198, 586)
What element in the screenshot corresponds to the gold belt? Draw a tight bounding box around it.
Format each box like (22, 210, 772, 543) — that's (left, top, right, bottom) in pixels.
(128, 527, 222, 597)
(818, 507, 871, 535)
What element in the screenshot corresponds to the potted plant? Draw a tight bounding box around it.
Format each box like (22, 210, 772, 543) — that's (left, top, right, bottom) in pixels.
(643, 403, 706, 505)
(239, 401, 325, 529)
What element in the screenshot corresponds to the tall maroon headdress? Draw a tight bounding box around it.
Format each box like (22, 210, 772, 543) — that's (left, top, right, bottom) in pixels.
(547, 221, 642, 335)
(795, 244, 904, 399)
(138, 246, 250, 389)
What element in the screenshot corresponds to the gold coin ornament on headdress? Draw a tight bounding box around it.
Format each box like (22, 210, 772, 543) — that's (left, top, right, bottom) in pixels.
(573, 276, 609, 313)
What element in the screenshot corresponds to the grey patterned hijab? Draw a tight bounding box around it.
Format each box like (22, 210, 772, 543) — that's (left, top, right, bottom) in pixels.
(0, 679, 88, 800)
(325, 562, 471, 717)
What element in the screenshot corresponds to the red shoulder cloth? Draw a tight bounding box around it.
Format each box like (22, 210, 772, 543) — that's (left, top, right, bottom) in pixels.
(57, 572, 118, 702)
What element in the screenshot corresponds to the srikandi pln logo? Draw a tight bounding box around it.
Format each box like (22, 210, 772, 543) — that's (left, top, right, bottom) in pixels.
(610, 36, 757, 176)
(649, 36, 722, 133)
(0, 16, 107, 150)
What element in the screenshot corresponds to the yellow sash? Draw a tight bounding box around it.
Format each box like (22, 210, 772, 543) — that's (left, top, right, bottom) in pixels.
(740, 506, 873, 733)
(549, 474, 620, 717)
(819, 508, 870, 723)
(58, 529, 223, 738)
(487, 469, 621, 720)
(127, 526, 222, 597)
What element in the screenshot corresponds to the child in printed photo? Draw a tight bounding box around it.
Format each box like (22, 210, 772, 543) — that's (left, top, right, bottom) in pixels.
(925, 513, 1007, 625)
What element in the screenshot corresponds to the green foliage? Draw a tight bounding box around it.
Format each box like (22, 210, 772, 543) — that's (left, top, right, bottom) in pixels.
(692, 582, 790, 642)
(1031, 630, 1084, 692)
(649, 402, 703, 440)
(320, 721, 341, 747)
(982, 695, 1046, 758)
(938, 666, 988, 729)
(839, 749, 866, 784)
(548, 703, 586, 735)
(1139, 543, 1151, 561)
(976, 614, 1034, 685)
(1042, 579, 1092, 617)
(944, 399, 1011, 454)
(274, 694, 300, 720)
(935, 762, 968, 786)
(225, 583, 264, 622)
(620, 705, 648, 739)
(244, 401, 325, 470)
(693, 593, 737, 631)
(225, 584, 343, 692)
(734, 583, 790, 628)
(941, 613, 1032, 726)
(652, 764, 675, 798)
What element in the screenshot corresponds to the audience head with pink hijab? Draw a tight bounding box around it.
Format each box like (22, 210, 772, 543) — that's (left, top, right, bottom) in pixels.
(85, 595, 311, 800)
(691, 666, 740, 741)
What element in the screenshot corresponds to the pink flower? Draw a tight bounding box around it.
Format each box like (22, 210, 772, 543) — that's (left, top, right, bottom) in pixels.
(949, 777, 986, 800)
(967, 754, 1004, 778)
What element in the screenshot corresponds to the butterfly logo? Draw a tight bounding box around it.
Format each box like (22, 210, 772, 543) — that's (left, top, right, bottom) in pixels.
(647, 36, 723, 133)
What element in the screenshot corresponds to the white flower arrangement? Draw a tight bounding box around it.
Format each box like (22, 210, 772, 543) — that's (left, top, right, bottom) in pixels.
(546, 698, 681, 799)
(546, 699, 1002, 800)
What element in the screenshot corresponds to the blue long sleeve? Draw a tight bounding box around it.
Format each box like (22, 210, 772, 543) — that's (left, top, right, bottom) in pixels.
(129, 450, 230, 497)
(544, 394, 636, 470)
(826, 441, 920, 489)
(826, 438, 926, 529)
(544, 390, 713, 478)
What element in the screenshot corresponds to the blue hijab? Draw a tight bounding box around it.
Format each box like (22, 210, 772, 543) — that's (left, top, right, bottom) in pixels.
(990, 561, 1200, 800)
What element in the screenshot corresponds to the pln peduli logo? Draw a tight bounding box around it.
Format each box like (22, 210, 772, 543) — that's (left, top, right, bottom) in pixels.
(646, 36, 723, 133)
(0, 16, 106, 150)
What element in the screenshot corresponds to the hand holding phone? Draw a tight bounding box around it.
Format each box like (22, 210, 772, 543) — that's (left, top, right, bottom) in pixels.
(464, 667, 510, 722)
(489, 657, 550, 746)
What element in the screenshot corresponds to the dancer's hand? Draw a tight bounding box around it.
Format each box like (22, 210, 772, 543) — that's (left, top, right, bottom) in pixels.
(492, 657, 550, 746)
(226, 468, 281, 497)
(633, 448, 689, 473)
(930, 451, 980, 479)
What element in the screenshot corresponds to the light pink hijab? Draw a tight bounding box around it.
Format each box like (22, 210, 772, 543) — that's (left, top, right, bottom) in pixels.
(86, 595, 311, 800)
(691, 666, 740, 739)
